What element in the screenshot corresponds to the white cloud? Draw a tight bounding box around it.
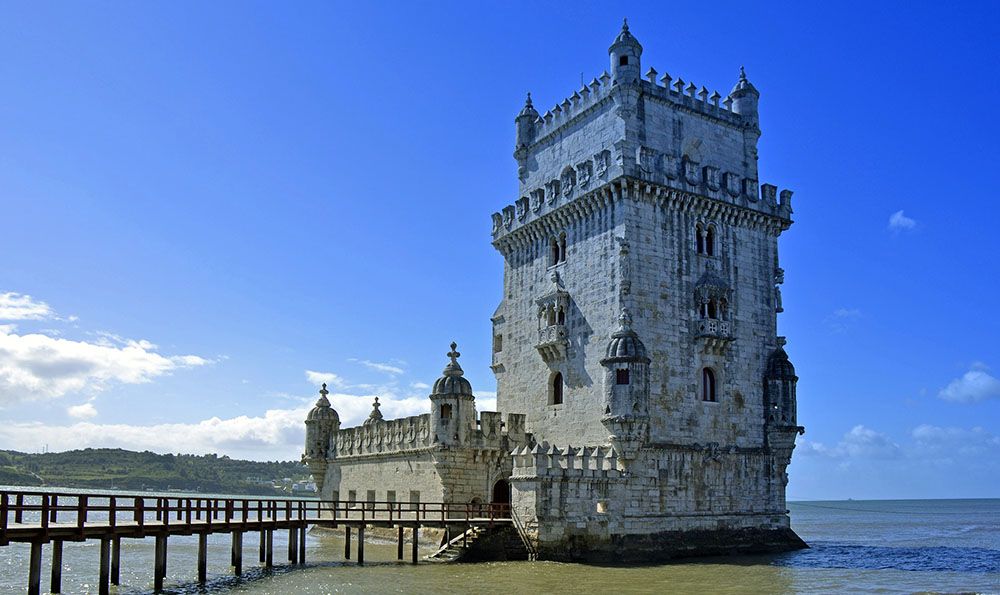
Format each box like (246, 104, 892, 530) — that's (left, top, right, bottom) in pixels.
(798, 424, 900, 459)
(0, 326, 209, 405)
(0, 406, 312, 460)
(410, 381, 430, 390)
(888, 210, 917, 231)
(304, 370, 346, 389)
(350, 358, 405, 376)
(0, 292, 56, 321)
(67, 402, 98, 419)
(938, 366, 1000, 403)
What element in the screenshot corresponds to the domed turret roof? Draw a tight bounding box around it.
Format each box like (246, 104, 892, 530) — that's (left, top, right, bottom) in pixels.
(609, 18, 642, 52)
(766, 339, 797, 380)
(601, 309, 650, 364)
(307, 383, 339, 422)
(730, 66, 759, 98)
(431, 342, 473, 396)
(517, 93, 539, 119)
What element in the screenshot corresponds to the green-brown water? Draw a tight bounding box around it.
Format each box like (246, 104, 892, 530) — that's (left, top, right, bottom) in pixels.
(2, 497, 997, 594)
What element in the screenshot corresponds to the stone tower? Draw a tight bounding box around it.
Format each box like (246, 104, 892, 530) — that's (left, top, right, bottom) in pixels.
(492, 22, 805, 559)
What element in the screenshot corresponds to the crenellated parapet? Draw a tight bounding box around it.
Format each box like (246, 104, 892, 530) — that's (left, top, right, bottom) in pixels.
(331, 413, 433, 458)
(492, 177, 795, 255)
(511, 442, 625, 480)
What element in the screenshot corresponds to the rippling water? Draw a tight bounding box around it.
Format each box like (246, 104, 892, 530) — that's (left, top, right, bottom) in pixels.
(1, 493, 997, 594)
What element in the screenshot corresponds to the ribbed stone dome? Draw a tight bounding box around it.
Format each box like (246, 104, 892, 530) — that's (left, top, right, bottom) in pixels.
(765, 343, 797, 380)
(609, 19, 642, 52)
(601, 310, 651, 364)
(730, 66, 759, 98)
(306, 384, 339, 422)
(431, 342, 473, 396)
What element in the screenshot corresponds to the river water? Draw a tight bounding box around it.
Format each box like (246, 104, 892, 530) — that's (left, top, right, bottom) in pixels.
(1, 493, 997, 594)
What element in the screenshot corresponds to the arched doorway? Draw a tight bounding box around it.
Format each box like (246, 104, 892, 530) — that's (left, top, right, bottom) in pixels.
(491, 479, 511, 517)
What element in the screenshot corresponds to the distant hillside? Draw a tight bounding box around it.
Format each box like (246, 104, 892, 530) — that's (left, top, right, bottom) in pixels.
(0, 448, 313, 496)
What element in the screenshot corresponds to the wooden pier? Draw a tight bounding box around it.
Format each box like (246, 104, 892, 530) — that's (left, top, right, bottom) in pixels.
(0, 489, 511, 594)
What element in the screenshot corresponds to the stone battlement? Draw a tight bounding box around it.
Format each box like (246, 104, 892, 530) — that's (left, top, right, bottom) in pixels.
(511, 442, 624, 479)
(491, 176, 794, 245)
(528, 69, 743, 149)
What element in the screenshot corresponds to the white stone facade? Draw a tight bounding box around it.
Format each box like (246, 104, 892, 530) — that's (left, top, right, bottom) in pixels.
(303, 21, 805, 561)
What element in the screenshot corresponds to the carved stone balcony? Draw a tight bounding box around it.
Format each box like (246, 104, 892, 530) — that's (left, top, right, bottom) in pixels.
(536, 324, 568, 362)
(693, 318, 734, 355)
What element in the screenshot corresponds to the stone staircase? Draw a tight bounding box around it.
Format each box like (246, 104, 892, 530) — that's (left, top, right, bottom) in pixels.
(427, 525, 532, 562)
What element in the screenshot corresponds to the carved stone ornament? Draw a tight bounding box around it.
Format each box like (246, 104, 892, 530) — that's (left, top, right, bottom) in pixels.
(546, 179, 561, 205)
(561, 167, 576, 197)
(530, 189, 544, 213)
(595, 150, 611, 178)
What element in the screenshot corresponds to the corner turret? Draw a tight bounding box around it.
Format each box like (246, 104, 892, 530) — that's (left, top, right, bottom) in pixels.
(600, 309, 651, 464)
(764, 337, 799, 428)
(429, 342, 477, 446)
(303, 383, 340, 494)
(609, 19, 642, 84)
(514, 93, 540, 181)
(729, 66, 760, 126)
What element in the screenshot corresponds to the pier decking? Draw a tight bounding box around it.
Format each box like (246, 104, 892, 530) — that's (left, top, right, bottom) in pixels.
(1, 489, 511, 594)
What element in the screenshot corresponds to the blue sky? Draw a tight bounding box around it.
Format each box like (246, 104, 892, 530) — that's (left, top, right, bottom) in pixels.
(1, 1, 997, 499)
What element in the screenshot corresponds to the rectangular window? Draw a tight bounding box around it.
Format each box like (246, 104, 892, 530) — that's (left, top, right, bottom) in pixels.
(493, 333, 503, 353)
(409, 490, 420, 511)
(387, 490, 396, 504)
(616, 369, 630, 385)
(348, 490, 357, 506)
(366, 489, 376, 510)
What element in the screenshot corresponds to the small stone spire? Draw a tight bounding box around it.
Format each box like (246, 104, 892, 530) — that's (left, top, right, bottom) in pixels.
(364, 396, 384, 424)
(316, 383, 331, 407)
(618, 308, 633, 331)
(443, 342, 464, 376)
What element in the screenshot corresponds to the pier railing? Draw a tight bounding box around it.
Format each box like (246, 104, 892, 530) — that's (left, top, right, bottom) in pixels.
(0, 489, 512, 595)
(0, 490, 510, 542)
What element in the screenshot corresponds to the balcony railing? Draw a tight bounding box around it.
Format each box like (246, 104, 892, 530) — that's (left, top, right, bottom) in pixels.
(696, 318, 732, 338)
(535, 324, 568, 362)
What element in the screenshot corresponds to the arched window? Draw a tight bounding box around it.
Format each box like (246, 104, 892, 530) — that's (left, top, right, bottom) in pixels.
(702, 368, 717, 402)
(559, 233, 567, 263)
(696, 224, 705, 254)
(616, 368, 630, 385)
(707, 299, 717, 320)
(546, 305, 556, 326)
(557, 307, 566, 325)
(551, 372, 564, 405)
(705, 226, 715, 256)
(550, 238, 560, 266)
(619, 55, 629, 66)
(440, 403, 453, 419)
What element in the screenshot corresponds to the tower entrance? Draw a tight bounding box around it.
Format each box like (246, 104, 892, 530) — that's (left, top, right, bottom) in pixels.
(491, 479, 511, 516)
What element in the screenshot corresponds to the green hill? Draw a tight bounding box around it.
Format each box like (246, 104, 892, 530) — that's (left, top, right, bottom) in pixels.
(0, 448, 313, 496)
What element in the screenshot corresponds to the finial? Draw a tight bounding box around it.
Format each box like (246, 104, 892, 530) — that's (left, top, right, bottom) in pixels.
(448, 342, 460, 364)
(319, 383, 329, 398)
(619, 308, 633, 330)
(373, 396, 381, 408)
(525, 92, 532, 107)
(622, 17, 629, 32)
(739, 65, 748, 81)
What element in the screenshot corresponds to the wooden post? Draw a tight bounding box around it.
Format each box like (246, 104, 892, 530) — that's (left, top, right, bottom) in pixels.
(397, 526, 404, 560)
(197, 533, 208, 584)
(98, 537, 110, 595)
(50, 540, 63, 594)
(298, 526, 306, 564)
(110, 536, 121, 586)
(153, 534, 167, 593)
(28, 541, 42, 595)
(49, 495, 58, 523)
(288, 527, 298, 564)
(411, 527, 418, 564)
(357, 526, 364, 566)
(232, 531, 243, 576)
(265, 529, 273, 568)
(344, 526, 351, 560)
(259, 529, 266, 563)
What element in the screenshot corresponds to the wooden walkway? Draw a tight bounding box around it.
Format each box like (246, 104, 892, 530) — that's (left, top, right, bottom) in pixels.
(0, 490, 511, 594)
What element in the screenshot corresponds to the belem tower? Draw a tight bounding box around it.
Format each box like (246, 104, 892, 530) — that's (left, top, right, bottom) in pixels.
(302, 21, 806, 561)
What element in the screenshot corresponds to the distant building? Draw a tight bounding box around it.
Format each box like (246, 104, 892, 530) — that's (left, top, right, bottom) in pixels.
(302, 21, 804, 561)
